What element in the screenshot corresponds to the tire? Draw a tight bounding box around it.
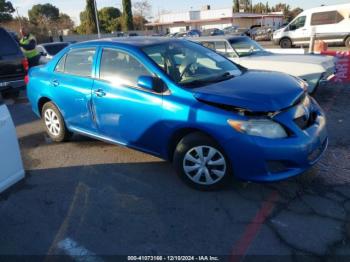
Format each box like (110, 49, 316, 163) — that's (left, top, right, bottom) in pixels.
(280, 38, 292, 48)
(42, 102, 72, 142)
(173, 132, 231, 190)
(345, 36, 350, 48)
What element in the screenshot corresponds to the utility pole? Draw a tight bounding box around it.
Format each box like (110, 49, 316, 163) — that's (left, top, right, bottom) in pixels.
(93, 0, 101, 38)
(15, 7, 22, 29)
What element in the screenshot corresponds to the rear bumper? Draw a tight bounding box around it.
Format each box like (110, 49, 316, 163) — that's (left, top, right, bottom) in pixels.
(0, 79, 26, 92)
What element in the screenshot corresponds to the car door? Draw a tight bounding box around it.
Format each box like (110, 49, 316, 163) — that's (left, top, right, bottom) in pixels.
(91, 47, 163, 154)
(287, 15, 309, 45)
(50, 47, 97, 132)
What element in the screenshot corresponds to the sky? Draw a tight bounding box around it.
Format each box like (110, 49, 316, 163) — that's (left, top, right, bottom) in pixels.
(11, 0, 350, 25)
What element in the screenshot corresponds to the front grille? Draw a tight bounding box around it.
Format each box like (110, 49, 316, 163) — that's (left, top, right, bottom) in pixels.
(294, 112, 317, 130)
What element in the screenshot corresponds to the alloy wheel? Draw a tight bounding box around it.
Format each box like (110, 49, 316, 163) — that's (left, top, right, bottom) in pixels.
(44, 108, 60, 136)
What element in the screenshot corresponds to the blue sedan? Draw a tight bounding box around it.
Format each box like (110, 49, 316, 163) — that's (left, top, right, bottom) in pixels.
(26, 37, 328, 190)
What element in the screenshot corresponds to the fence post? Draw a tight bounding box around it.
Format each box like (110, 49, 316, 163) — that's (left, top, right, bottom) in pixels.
(309, 27, 316, 54)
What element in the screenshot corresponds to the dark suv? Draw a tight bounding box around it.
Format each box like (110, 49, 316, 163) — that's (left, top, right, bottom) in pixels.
(0, 27, 27, 98)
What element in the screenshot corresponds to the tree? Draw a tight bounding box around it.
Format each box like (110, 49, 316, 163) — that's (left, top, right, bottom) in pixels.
(98, 7, 121, 33)
(233, 0, 240, 13)
(78, 0, 98, 34)
(122, 0, 133, 31)
(133, 0, 151, 30)
(0, 0, 14, 22)
(28, 3, 59, 25)
(240, 0, 251, 12)
(57, 13, 75, 31)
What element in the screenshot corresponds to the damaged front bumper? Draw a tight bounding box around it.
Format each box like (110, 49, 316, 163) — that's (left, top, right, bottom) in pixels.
(221, 96, 328, 182)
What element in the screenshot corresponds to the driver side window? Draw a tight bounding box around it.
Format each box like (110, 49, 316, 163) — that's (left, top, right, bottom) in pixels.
(290, 16, 306, 30)
(99, 48, 151, 87)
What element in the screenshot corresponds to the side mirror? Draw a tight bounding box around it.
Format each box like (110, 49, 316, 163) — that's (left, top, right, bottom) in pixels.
(137, 76, 165, 93)
(40, 51, 47, 57)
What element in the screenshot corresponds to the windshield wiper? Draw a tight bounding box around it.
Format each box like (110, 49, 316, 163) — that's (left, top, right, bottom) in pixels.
(181, 72, 235, 87)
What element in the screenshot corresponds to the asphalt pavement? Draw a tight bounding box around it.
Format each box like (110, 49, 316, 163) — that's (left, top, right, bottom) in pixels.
(0, 81, 350, 261)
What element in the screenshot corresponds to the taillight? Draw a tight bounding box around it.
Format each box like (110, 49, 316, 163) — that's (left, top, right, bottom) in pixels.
(22, 58, 29, 72)
(24, 75, 29, 85)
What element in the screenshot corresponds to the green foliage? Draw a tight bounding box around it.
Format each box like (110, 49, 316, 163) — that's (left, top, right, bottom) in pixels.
(122, 0, 133, 31)
(0, 0, 15, 22)
(28, 3, 59, 25)
(99, 7, 121, 33)
(233, 0, 240, 13)
(77, 0, 98, 34)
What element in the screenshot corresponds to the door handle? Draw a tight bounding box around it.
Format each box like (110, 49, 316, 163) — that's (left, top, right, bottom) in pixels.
(51, 79, 59, 87)
(94, 89, 106, 97)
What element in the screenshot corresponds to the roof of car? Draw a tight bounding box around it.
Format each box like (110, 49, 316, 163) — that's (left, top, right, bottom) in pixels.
(39, 42, 70, 47)
(192, 35, 248, 42)
(75, 37, 180, 48)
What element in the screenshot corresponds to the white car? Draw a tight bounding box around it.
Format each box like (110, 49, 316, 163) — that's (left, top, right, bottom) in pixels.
(192, 36, 335, 93)
(36, 42, 70, 64)
(0, 101, 25, 193)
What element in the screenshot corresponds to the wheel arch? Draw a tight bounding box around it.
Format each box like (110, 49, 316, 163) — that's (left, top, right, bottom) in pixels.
(167, 127, 219, 162)
(38, 97, 52, 117)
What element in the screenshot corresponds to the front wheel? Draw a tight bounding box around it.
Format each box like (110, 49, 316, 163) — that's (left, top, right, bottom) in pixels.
(345, 36, 350, 48)
(280, 38, 292, 48)
(42, 102, 72, 142)
(173, 132, 231, 190)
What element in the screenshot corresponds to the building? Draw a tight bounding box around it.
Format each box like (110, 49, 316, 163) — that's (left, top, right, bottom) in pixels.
(146, 6, 284, 34)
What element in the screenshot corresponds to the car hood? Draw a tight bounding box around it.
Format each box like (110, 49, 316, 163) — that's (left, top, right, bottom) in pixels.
(191, 70, 305, 112)
(246, 52, 335, 70)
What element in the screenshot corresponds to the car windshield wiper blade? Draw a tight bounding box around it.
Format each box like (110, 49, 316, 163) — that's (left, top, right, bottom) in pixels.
(181, 72, 235, 87)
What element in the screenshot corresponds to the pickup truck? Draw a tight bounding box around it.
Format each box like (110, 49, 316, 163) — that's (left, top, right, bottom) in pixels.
(0, 27, 28, 98)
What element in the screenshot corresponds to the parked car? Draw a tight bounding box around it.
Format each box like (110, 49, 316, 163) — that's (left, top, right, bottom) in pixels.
(246, 25, 261, 38)
(193, 36, 335, 93)
(202, 28, 225, 36)
(273, 3, 350, 48)
(0, 27, 28, 98)
(186, 29, 202, 37)
(27, 37, 328, 190)
(0, 101, 25, 193)
(223, 26, 239, 35)
(253, 27, 274, 41)
(37, 42, 70, 64)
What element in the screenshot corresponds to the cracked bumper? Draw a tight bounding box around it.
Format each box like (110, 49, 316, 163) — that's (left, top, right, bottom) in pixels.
(222, 100, 328, 182)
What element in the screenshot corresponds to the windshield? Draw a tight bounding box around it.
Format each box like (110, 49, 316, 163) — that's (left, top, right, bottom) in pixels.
(0, 29, 19, 56)
(229, 38, 265, 57)
(44, 43, 69, 56)
(142, 40, 242, 87)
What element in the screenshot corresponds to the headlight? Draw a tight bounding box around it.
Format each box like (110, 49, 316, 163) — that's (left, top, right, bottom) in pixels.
(293, 76, 309, 92)
(228, 119, 288, 139)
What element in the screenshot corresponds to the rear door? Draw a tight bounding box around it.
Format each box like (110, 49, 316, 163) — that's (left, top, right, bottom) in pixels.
(50, 47, 97, 132)
(0, 28, 25, 84)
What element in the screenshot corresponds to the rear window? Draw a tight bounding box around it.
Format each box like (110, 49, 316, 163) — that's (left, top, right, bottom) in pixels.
(63, 48, 96, 77)
(0, 28, 19, 56)
(44, 43, 69, 56)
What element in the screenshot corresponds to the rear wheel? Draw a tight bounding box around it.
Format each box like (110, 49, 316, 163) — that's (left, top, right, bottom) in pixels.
(280, 38, 292, 48)
(345, 36, 350, 48)
(42, 102, 72, 142)
(173, 132, 231, 190)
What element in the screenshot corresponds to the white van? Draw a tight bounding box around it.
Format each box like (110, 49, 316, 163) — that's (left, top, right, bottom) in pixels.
(273, 4, 350, 48)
